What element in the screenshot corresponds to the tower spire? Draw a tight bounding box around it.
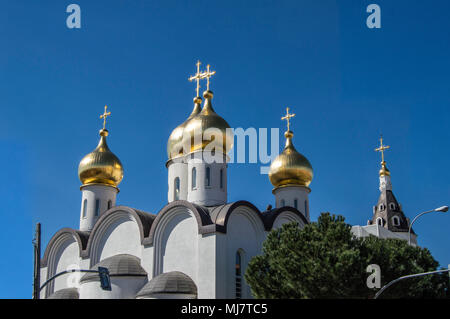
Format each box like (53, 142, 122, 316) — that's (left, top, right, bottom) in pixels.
(375, 135, 392, 191)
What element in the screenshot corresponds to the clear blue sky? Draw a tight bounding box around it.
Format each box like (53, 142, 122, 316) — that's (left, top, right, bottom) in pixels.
(1, 1, 449, 298)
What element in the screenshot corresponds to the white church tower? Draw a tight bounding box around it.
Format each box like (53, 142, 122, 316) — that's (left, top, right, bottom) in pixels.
(268, 108, 313, 221)
(166, 62, 233, 206)
(77, 106, 124, 231)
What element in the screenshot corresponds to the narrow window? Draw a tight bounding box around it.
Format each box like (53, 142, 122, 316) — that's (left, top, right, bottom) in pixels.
(389, 203, 396, 210)
(280, 199, 285, 207)
(294, 199, 298, 209)
(174, 177, 180, 200)
(82, 199, 87, 218)
(192, 167, 197, 189)
(377, 217, 383, 226)
(220, 169, 224, 189)
(235, 251, 242, 299)
(392, 216, 400, 226)
(94, 199, 100, 216)
(107, 200, 112, 210)
(205, 167, 210, 187)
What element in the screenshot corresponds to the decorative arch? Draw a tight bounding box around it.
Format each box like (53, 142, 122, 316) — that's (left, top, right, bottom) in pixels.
(145, 200, 215, 246)
(83, 206, 155, 264)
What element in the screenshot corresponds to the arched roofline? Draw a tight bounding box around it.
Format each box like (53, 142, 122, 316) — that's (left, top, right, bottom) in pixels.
(83, 206, 155, 258)
(41, 228, 89, 267)
(261, 206, 309, 229)
(209, 200, 266, 233)
(145, 200, 215, 246)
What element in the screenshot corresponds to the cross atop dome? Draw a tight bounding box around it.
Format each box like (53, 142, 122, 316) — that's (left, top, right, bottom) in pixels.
(189, 60, 203, 97)
(100, 105, 111, 130)
(375, 135, 390, 163)
(281, 107, 295, 132)
(201, 64, 216, 91)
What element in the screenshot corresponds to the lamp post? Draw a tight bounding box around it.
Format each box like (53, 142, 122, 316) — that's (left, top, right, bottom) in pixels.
(408, 206, 448, 245)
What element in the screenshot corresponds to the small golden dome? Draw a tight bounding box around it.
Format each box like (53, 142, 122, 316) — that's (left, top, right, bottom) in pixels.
(269, 131, 313, 188)
(167, 97, 202, 159)
(379, 161, 390, 176)
(180, 90, 233, 155)
(78, 129, 124, 187)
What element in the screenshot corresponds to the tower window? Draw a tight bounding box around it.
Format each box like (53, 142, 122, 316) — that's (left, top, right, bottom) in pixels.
(392, 216, 400, 226)
(174, 177, 180, 201)
(376, 217, 383, 226)
(305, 200, 308, 218)
(389, 203, 396, 210)
(82, 199, 87, 218)
(294, 199, 298, 209)
(192, 167, 197, 189)
(107, 200, 112, 210)
(220, 169, 224, 189)
(235, 251, 242, 299)
(94, 199, 100, 216)
(205, 167, 211, 187)
(379, 204, 385, 211)
(280, 199, 285, 207)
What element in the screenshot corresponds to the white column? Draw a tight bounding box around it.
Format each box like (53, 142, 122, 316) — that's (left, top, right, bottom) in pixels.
(79, 184, 118, 231)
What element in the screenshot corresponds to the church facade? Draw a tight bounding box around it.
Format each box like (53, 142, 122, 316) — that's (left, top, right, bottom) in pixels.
(39, 63, 314, 299)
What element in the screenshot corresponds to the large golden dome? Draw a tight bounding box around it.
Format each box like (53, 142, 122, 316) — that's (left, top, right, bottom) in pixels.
(78, 129, 124, 187)
(167, 97, 202, 159)
(181, 90, 233, 155)
(269, 130, 313, 188)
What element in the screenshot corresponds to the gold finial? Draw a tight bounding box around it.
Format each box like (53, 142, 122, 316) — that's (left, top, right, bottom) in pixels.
(281, 107, 296, 132)
(100, 105, 111, 130)
(375, 135, 390, 163)
(189, 60, 203, 97)
(201, 64, 216, 91)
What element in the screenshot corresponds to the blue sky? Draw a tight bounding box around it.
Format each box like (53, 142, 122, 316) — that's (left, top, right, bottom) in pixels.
(1, 1, 449, 298)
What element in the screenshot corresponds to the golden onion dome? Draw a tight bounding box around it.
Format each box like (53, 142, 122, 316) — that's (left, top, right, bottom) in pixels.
(78, 129, 124, 187)
(181, 90, 233, 155)
(167, 97, 202, 159)
(379, 161, 390, 176)
(269, 130, 313, 188)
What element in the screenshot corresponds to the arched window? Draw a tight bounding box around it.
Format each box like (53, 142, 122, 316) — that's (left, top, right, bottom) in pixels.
(192, 167, 197, 189)
(82, 199, 87, 218)
(392, 216, 400, 226)
(280, 199, 285, 207)
(294, 199, 298, 209)
(235, 251, 242, 299)
(174, 177, 180, 201)
(220, 169, 224, 189)
(107, 200, 112, 210)
(379, 204, 385, 211)
(389, 203, 396, 210)
(94, 199, 100, 217)
(205, 167, 211, 187)
(376, 217, 383, 226)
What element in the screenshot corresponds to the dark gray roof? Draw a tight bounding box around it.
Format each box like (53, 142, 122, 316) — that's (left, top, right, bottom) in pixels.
(47, 288, 79, 299)
(136, 271, 197, 298)
(370, 190, 412, 233)
(80, 254, 147, 283)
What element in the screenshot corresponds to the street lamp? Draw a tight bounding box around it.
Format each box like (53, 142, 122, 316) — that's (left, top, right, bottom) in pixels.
(408, 206, 449, 245)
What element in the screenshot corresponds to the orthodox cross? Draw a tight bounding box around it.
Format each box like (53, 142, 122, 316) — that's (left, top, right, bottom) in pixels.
(100, 105, 111, 130)
(188, 60, 203, 97)
(281, 107, 296, 132)
(375, 135, 390, 163)
(201, 64, 216, 91)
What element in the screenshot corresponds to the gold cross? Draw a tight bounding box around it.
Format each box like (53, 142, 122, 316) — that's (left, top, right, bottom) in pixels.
(188, 60, 203, 97)
(375, 135, 390, 163)
(201, 64, 216, 91)
(281, 107, 296, 131)
(100, 105, 111, 130)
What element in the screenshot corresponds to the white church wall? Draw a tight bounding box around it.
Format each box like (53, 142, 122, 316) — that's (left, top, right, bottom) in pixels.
(80, 276, 147, 299)
(44, 234, 81, 297)
(218, 207, 266, 299)
(196, 233, 216, 298)
(153, 207, 199, 286)
(79, 184, 118, 231)
(141, 245, 154, 281)
(273, 186, 310, 220)
(89, 211, 142, 266)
